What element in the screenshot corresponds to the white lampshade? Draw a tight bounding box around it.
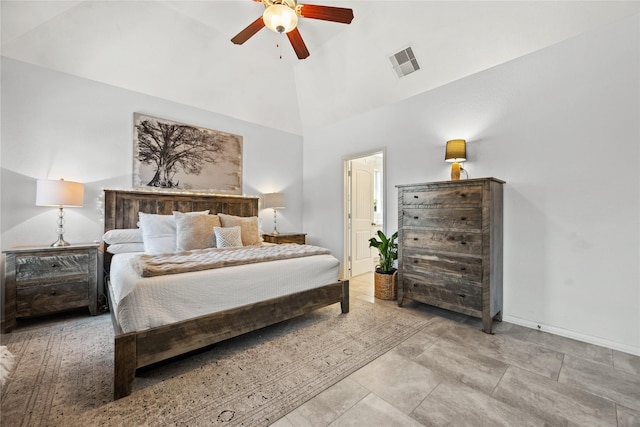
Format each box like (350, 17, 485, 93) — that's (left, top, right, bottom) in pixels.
(263, 4, 298, 34)
(264, 192, 285, 209)
(36, 179, 84, 207)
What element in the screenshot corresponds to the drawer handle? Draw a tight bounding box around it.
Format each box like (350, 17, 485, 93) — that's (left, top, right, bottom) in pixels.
(460, 267, 466, 271)
(413, 259, 419, 263)
(413, 238, 418, 241)
(460, 217, 467, 221)
(458, 294, 466, 298)
(51, 264, 58, 268)
(460, 193, 467, 198)
(460, 241, 467, 245)
(413, 216, 419, 220)
(413, 195, 419, 199)
(50, 291, 57, 296)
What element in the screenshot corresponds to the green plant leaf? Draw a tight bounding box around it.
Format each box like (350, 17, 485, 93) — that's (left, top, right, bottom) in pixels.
(368, 230, 398, 272)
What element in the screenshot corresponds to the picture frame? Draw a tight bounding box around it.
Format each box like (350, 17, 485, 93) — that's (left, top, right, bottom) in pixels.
(133, 113, 243, 194)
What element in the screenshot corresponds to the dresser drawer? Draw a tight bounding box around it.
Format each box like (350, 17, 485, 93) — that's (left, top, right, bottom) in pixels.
(403, 273, 482, 312)
(401, 207, 481, 230)
(403, 249, 482, 282)
(16, 281, 89, 317)
(402, 185, 482, 207)
(402, 229, 482, 255)
(15, 253, 89, 282)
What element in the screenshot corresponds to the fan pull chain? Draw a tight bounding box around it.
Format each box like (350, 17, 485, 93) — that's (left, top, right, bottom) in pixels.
(277, 33, 284, 59)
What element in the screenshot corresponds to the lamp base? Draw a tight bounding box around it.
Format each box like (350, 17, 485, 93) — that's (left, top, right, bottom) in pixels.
(451, 162, 461, 180)
(51, 236, 70, 247)
(272, 208, 280, 235)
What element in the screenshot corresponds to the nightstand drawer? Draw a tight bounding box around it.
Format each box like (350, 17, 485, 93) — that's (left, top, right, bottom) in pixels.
(15, 253, 89, 282)
(270, 235, 305, 244)
(262, 233, 306, 245)
(16, 281, 89, 317)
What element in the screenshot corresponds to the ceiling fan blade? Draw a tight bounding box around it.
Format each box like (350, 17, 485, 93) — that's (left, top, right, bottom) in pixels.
(297, 4, 354, 24)
(287, 28, 310, 59)
(231, 16, 266, 45)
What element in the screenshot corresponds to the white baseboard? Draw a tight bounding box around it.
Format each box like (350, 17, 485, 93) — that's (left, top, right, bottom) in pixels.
(502, 315, 640, 357)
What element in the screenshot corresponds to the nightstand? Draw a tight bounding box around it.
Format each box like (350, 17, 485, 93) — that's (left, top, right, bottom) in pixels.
(262, 233, 307, 245)
(2, 243, 99, 333)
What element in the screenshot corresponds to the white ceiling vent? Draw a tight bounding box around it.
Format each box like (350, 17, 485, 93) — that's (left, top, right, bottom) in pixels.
(389, 46, 420, 78)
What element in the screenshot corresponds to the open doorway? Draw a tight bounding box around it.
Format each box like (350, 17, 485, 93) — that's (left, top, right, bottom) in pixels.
(343, 150, 385, 280)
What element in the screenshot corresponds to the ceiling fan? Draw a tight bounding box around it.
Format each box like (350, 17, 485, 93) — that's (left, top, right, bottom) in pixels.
(231, 0, 354, 60)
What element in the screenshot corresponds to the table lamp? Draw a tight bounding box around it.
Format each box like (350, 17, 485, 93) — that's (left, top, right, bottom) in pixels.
(445, 139, 466, 180)
(36, 178, 84, 246)
(263, 192, 285, 235)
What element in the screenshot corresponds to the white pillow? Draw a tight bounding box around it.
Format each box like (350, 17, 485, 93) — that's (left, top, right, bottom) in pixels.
(138, 211, 209, 254)
(102, 229, 143, 244)
(214, 226, 243, 248)
(218, 213, 262, 246)
(174, 212, 221, 251)
(106, 243, 145, 254)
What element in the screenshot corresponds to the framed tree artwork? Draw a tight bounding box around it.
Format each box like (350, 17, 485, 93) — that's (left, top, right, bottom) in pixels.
(133, 113, 243, 194)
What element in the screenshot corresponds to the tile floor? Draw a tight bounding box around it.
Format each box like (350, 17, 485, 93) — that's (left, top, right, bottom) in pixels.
(271, 272, 640, 427)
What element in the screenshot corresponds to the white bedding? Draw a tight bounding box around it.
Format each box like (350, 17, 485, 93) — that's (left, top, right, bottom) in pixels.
(108, 250, 341, 333)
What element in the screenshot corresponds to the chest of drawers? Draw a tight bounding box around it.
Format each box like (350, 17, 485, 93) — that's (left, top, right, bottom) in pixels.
(2, 244, 99, 332)
(396, 178, 504, 333)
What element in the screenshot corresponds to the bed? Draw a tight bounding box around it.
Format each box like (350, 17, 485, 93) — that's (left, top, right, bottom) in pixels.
(103, 189, 349, 400)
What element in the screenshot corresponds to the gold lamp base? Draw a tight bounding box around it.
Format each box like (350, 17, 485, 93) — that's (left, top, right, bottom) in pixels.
(450, 162, 461, 180)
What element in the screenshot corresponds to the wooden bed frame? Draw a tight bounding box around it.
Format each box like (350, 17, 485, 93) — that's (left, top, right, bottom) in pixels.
(103, 189, 349, 400)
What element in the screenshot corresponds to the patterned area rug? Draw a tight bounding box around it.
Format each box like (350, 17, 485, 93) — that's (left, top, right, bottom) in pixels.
(0, 346, 14, 387)
(1, 299, 433, 426)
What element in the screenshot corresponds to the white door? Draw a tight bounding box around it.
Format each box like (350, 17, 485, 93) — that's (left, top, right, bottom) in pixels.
(350, 160, 375, 276)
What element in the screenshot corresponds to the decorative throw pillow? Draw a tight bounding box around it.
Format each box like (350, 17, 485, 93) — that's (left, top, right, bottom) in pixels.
(214, 226, 243, 248)
(102, 228, 143, 244)
(138, 211, 209, 254)
(174, 212, 221, 251)
(218, 213, 262, 246)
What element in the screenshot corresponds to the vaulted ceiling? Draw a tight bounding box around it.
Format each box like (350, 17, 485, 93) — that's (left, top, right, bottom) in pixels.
(2, 1, 638, 135)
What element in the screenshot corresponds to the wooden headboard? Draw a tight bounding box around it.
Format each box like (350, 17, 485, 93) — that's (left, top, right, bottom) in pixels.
(103, 189, 259, 274)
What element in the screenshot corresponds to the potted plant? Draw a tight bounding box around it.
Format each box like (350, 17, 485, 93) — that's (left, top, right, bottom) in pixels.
(368, 230, 398, 300)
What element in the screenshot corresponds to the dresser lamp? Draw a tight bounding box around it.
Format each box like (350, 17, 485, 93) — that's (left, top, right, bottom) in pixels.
(445, 139, 467, 180)
(36, 178, 84, 246)
(263, 192, 285, 235)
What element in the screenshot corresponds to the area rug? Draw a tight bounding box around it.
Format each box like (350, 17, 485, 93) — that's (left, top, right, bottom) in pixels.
(0, 346, 14, 387)
(0, 299, 433, 426)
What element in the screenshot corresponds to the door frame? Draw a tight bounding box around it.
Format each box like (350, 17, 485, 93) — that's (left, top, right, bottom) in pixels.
(342, 148, 386, 280)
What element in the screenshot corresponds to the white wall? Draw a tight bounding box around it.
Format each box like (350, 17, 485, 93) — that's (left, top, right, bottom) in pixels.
(302, 15, 640, 354)
(0, 58, 304, 251)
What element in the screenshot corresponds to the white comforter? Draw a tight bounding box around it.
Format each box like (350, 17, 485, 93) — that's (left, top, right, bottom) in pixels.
(108, 249, 341, 333)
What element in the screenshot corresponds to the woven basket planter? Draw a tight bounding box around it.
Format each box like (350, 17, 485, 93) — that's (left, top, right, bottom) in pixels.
(374, 270, 397, 300)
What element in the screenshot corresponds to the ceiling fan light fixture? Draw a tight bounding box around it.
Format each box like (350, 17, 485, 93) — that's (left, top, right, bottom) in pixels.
(263, 4, 298, 33)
